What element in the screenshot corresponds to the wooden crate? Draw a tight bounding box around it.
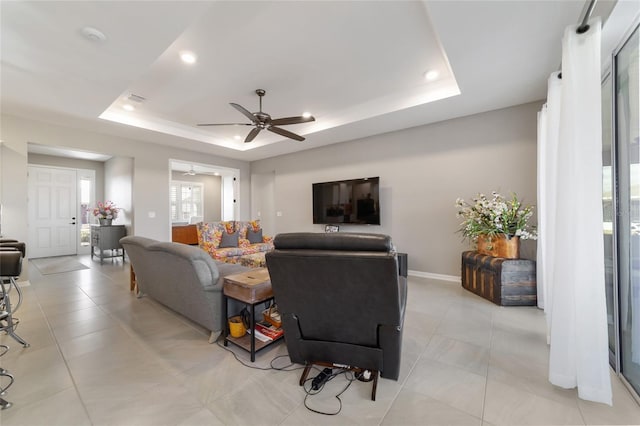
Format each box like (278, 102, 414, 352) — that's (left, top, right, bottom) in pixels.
(223, 268, 272, 303)
(461, 251, 537, 306)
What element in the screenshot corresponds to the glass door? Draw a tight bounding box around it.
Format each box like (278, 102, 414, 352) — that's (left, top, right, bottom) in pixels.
(602, 71, 618, 365)
(614, 23, 640, 396)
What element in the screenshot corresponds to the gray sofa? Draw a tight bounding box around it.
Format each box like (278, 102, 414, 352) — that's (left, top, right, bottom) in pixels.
(120, 236, 249, 343)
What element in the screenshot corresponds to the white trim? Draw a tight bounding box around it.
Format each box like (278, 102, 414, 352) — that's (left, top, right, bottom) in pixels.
(408, 269, 461, 283)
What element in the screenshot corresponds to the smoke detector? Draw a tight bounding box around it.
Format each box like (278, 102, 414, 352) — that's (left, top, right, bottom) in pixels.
(81, 26, 107, 43)
(127, 94, 146, 104)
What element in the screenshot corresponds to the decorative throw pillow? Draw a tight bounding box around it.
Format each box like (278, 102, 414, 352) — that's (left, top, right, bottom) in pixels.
(247, 228, 263, 244)
(219, 231, 239, 248)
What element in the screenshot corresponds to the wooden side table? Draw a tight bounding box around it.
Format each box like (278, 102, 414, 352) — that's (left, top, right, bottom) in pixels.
(222, 268, 282, 361)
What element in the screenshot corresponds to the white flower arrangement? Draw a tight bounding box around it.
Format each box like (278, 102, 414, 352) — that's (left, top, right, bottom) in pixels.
(455, 191, 537, 243)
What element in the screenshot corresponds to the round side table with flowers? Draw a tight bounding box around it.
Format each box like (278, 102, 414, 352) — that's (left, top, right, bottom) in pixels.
(93, 201, 119, 226)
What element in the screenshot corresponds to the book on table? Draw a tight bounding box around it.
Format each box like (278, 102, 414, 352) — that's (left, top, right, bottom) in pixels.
(247, 327, 271, 342)
(247, 321, 284, 341)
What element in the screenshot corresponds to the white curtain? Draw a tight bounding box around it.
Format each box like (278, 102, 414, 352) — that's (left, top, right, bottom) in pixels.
(546, 18, 612, 405)
(537, 72, 562, 322)
(537, 106, 547, 309)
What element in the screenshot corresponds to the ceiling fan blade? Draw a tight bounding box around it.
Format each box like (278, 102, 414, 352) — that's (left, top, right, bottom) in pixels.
(230, 103, 256, 123)
(270, 116, 316, 126)
(197, 123, 252, 126)
(245, 127, 261, 143)
(268, 126, 305, 141)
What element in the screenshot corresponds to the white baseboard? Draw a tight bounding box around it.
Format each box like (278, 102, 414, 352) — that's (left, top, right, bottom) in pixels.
(408, 270, 461, 283)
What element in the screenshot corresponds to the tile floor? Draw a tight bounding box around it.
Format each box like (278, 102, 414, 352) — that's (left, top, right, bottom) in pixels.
(1, 255, 639, 425)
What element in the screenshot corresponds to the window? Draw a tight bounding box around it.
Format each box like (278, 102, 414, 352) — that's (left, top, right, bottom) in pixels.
(170, 181, 204, 223)
(79, 177, 92, 246)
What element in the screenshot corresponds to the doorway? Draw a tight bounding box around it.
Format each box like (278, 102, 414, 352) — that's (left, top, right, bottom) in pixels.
(28, 166, 77, 258)
(169, 160, 239, 226)
(27, 165, 96, 258)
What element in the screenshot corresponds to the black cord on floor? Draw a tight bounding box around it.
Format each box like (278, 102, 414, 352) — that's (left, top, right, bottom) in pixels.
(302, 369, 361, 416)
(216, 335, 362, 415)
(215, 336, 306, 372)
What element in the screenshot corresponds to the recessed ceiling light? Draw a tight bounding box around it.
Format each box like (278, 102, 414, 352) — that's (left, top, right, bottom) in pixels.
(302, 112, 312, 118)
(234, 135, 242, 140)
(123, 104, 135, 111)
(81, 26, 107, 43)
(424, 70, 439, 81)
(214, 172, 220, 176)
(180, 51, 197, 64)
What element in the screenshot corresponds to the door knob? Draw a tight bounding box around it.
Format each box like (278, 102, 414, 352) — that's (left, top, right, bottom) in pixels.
(69, 222, 76, 225)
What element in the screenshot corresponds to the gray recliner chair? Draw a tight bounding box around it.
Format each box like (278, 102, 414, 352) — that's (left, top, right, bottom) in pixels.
(265, 232, 407, 400)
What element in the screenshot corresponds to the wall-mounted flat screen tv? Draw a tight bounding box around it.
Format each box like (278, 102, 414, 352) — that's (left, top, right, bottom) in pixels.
(312, 177, 380, 225)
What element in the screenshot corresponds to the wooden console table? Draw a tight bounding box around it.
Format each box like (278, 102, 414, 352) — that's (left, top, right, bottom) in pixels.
(172, 224, 198, 245)
(461, 251, 537, 306)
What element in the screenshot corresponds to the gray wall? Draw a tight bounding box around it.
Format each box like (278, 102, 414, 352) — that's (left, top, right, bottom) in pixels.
(170, 171, 222, 222)
(105, 157, 133, 234)
(250, 171, 276, 236)
(28, 153, 106, 204)
(0, 114, 251, 243)
(0, 142, 27, 244)
(251, 101, 541, 277)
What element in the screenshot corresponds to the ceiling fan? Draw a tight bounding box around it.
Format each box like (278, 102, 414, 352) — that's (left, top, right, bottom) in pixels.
(183, 166, 196, 176)
(197, 89, 315, 143)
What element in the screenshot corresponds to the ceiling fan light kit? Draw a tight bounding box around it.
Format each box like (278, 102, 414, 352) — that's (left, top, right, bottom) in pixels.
(198, 89, 315, 143)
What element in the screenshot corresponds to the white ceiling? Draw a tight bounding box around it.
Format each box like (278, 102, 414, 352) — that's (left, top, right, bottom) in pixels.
(1, 1, 612, 162)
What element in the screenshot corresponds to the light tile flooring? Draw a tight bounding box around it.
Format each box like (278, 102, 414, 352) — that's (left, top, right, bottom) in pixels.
(1, 255, 639, 425)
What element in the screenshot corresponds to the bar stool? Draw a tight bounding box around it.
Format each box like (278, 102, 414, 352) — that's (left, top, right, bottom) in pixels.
(0, 247, 30, 347)
(0, 243, 29, 410)
(0, 361, 14, 410)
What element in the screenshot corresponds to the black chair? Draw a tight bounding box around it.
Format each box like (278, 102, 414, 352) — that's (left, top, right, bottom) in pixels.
(0, 242, 29, 347)
(0, 240, 29, 410)
(265, 232, 407, 400)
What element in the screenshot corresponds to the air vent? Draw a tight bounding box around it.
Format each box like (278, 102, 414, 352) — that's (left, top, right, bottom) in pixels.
(127, 94, 146, 103)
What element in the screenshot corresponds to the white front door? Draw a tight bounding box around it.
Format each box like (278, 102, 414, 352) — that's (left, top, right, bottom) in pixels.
(28, 166, 77, 258)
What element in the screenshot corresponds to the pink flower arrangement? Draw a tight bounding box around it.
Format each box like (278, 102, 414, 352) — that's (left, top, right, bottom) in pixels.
(93, 201, 119, 220)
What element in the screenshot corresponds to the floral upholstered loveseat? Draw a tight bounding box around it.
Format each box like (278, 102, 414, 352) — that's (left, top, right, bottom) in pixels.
(196, 220, 274, 264)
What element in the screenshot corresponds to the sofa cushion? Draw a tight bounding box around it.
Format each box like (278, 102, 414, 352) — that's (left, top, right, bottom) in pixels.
(220, 231, 239, 248)
(211, 247, 247, 262)
(197, 221, 236, 249)
(247, 228, 263, 244)
(236, 220, 258, 239)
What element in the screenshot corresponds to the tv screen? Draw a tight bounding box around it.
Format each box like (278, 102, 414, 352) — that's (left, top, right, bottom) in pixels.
(312, 177, 380, 225)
